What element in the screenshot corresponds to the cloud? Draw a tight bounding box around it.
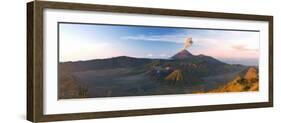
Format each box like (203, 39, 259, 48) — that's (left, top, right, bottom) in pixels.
(146, 54, 153, 57)
(146, 53, 169, 58)
(232, 45, 259, 51)
(121, 30, 256, 48)
(121, 33, 187, 43)
(159, 54, 168, 58)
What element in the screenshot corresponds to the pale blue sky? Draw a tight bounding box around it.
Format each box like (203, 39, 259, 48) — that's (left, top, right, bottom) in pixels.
(59, 23, 259, 66)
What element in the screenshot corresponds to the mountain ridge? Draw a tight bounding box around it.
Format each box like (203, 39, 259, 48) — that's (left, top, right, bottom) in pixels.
(59, 49, 257, 98)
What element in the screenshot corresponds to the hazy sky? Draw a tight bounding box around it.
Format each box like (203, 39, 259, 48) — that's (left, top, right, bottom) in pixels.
(59, 23, 259, 66)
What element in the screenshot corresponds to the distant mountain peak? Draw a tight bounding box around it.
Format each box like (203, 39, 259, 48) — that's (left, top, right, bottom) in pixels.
(171, 49, 193, 59)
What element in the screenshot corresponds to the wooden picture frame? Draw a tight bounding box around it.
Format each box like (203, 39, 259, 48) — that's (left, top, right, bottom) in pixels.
(27, 1, 273, 122)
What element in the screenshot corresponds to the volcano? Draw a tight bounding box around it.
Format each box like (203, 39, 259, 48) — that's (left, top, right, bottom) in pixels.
(171, 49, 193, 59)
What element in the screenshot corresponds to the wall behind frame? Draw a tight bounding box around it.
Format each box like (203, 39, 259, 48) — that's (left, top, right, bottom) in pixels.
(0, 0, 280, 123)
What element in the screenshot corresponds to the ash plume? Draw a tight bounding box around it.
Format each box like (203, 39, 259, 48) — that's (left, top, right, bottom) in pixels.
(184, 37, 193, 49)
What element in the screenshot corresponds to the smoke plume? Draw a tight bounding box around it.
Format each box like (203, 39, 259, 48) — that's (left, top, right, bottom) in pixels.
(184, 37, 193, 49)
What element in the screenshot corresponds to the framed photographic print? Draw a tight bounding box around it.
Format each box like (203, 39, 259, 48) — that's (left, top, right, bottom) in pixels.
(27, 1, 273, 122)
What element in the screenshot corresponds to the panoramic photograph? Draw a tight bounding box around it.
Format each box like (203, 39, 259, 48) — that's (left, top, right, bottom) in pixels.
(58, 23, 260, 99)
